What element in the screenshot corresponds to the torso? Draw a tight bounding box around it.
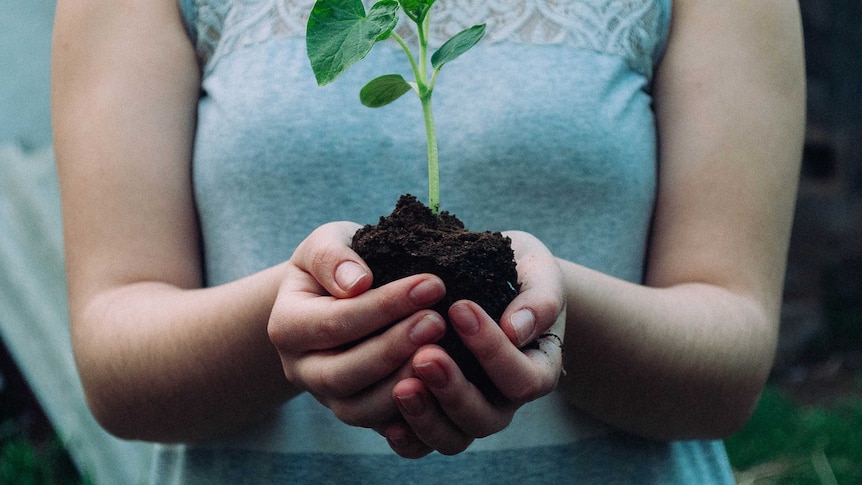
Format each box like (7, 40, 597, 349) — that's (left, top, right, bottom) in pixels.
(150, 1, 735, 482)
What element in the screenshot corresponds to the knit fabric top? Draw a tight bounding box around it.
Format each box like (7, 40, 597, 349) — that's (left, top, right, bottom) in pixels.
(148, 0, 736, 482)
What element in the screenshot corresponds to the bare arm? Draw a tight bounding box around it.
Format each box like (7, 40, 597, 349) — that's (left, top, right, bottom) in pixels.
(53, 0, 447, 442)
(555, 0, 806, 440)
(52, 0, 299, 441)
(381, 0, 805, 453)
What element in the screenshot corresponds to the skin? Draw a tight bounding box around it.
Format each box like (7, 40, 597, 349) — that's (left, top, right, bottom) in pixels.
(52, 0, 805, 459)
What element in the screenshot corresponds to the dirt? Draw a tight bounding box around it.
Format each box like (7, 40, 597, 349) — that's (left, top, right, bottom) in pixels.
(352, 194, 520, 400)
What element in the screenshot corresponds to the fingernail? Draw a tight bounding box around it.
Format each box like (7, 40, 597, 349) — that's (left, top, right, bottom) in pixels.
(409, 314, 445, 345)
(450, 303, 479, 337)
(414, 361, 447, 388)
(409, 278, 445, 307)
(396, 393, 425, 417)
(510, 309, 536, 346)
(335, 261, 368, 292)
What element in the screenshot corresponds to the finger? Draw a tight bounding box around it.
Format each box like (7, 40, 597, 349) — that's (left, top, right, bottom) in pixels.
(500, 231, 565, 347)
(449, 300, 562, 404)
(269, 273, 446, 351)
(391, 376, 475, 455)
(290, 310, 446, 400)
(323, 360, 417, 429)
(381, 421, 433, 459)
(405, 347, 515, 439)
(291, 221, 372, 298)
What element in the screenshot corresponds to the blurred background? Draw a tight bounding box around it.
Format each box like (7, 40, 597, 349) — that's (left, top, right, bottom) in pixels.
(1, 0, 860, 483)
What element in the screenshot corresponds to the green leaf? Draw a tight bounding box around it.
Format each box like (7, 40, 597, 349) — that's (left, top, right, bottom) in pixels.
(398, 0, 435, 22)
(307, 0, 400, 86)
(430, 24, 486, 70)
(360, 74, 412, 107)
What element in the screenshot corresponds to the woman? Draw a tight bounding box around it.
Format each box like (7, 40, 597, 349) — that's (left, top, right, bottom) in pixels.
(52, 0, 805, 482)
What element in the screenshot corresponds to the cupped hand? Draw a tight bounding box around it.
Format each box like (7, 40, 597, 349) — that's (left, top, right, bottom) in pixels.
(267, 222, 448, 430)
(384, 230, 566, 458)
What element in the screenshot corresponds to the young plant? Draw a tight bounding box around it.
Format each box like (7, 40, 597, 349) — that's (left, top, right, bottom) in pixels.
(307, 0, 485, 215)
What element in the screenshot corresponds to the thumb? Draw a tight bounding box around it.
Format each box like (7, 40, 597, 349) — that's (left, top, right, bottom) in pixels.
(333, 259, 373, 296)
(292, 221, 374, 298)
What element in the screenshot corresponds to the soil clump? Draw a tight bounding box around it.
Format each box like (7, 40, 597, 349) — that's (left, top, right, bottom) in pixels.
(352, 194, 520, 399)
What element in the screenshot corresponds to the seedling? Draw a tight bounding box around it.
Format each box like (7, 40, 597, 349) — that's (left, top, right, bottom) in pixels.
(307, 0, 485, 215)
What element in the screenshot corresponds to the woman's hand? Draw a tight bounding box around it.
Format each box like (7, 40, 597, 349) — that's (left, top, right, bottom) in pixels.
(384, 231, 566, 458)
(267, 222, 450, 430)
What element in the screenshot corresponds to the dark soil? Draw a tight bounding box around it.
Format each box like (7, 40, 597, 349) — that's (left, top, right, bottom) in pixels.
(352, 194, 520, 400)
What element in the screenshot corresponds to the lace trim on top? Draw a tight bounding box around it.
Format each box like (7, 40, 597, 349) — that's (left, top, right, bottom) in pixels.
(191, 0, 665, 79)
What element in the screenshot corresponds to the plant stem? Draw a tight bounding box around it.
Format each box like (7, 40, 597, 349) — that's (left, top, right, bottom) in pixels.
(417, 14, 429, 84)
(391, 8, 441, 214)
(390, 32, 420, 93)
(421, 93, 440, 214)
(416, 10, 440, 214)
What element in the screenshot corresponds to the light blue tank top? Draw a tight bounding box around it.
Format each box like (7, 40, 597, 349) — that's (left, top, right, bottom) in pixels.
(151, 0, 735, 482)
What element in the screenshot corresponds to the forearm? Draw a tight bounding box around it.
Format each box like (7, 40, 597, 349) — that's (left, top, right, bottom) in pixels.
(556, 259, 776, 441)
(72, 263, 298, 442)
(560, 0, 804, 442)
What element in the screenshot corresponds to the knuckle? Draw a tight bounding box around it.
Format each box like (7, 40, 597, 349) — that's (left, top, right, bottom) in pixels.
(266, 314, 292, 350)
(281, 365, 300, 388)
(310, 365, 350, 400)
(313, 314, 354, 348)
(470, 415, 512, 439)
(267, 299, 308, 351)
(507, 376, 548, 404)
(471, 335, 508, 363)
(296, 224, 344, 273)
(436, 437, 473, 456)
(329, 399, 386, 429)
(268, 313, 316, 353)
(328, 402, 362, 427)
(372, 288, 409, 323)
(378, 331, 412, 368)
(533, 292, 563, 319)
(309, 246, 338, 278)
(282, 358, 313, 392)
